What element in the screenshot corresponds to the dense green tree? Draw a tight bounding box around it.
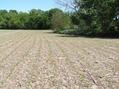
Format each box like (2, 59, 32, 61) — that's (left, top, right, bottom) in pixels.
(61, 0, 119, 36)
(48, 8, 63, 18)
(0, 9, 66, 29)
(51, 10, 71, 32)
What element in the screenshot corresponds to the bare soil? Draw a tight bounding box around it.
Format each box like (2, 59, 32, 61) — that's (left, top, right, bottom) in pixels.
(0, 30, 119, 89)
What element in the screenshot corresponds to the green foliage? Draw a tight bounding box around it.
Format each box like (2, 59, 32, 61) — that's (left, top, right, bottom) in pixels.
(0, 1, 118, 37)
(67, 0, 119, 37)
(0, 9, 65, 29)
(51, 10, 72, 33)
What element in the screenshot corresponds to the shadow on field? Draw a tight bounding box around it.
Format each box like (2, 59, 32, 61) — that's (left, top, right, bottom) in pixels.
(59, 35, 119, 40)
(45, 31, 119, 39)
(59, 35, 119, 39)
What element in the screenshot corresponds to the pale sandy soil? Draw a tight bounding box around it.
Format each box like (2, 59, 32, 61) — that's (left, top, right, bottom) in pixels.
(0, 30, 119, 89)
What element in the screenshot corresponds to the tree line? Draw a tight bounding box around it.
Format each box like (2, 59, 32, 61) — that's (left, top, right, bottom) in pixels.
(56, 0, 119, 37)
(0, 8, 70, 29)
(0, 0, 119, 37)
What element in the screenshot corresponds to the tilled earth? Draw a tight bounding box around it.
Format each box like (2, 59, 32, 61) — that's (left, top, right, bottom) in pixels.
(0, 30, 119, 89)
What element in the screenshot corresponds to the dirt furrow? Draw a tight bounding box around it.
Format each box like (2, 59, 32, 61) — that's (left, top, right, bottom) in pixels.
(2, 33, 46, 89)
(53, 36, 119, 89)
(0, 32, 34, 88)
(0, 32, 30, 59)
(0, 31, 22, 45)
(0, 31, 26, 47)
(0, 31, 32, 60)
(49, 36, 101, 89)
(0, 30, 119, 89)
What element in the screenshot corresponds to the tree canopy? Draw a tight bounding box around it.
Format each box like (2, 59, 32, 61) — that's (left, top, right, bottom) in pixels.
(56, 0, 119, 37)
(0, 8, 70, 30)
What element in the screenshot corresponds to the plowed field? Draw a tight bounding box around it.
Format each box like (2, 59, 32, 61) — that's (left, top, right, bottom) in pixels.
(0, 30, 119, 89)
